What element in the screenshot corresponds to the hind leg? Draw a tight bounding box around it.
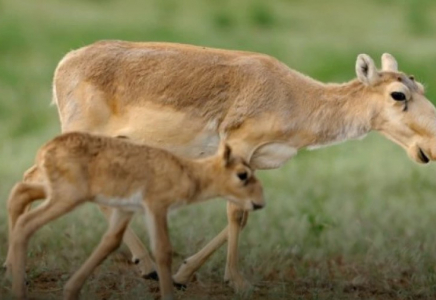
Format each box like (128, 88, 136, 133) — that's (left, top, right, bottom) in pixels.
(4, 182, 46, 271)
(10, 191, 84, 299)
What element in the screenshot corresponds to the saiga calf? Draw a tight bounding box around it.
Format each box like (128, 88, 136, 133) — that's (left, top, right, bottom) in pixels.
(6, 132, 264, 300)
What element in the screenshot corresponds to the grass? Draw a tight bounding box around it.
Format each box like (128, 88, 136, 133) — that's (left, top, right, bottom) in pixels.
(1, 0, 436, 299)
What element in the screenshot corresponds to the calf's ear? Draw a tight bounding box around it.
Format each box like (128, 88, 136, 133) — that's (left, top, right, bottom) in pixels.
(217, 142, 232, 167)
(222, 144, 232, 167)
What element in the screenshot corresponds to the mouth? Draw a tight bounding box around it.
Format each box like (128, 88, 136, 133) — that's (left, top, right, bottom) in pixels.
(418, 148, 430, 164)
(226, 197, 258, 211)
(251, 202, 264, 211)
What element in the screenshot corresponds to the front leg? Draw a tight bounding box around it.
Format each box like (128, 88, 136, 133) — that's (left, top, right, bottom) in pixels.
(224, 202, 251, 292)
(98, 205, 157, 279)
(173, 202, 251, 293)
(145, 207, 174, 300)
(173, 227, 228, 285)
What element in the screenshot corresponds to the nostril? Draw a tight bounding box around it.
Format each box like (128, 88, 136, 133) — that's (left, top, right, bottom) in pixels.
(252, 202, 264, 210)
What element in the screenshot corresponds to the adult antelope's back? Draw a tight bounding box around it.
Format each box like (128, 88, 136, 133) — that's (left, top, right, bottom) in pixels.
(38, 40, 436, 291)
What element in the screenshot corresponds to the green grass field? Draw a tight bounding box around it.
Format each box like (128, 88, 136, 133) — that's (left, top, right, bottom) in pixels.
(2, 0, 436, 299)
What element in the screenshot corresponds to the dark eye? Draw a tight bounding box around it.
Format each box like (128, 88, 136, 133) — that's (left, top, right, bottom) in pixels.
(237, 172, 248, 181)
(391, 92, 406, 101)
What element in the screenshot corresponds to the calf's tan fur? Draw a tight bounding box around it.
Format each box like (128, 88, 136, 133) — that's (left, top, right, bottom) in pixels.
(6, 132, 264, 300)
(12, 40, 436, 291)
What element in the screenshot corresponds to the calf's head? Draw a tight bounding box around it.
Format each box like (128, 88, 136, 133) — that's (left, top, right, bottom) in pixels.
(211, 143, 265, 211)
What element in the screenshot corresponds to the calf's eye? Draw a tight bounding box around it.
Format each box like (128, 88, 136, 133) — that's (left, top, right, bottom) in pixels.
(391, 92, 406, 101)
(237, 172, 248, 181)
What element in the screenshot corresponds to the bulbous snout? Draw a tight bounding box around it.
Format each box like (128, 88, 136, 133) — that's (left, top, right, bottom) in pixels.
(408, 142, 436, 164)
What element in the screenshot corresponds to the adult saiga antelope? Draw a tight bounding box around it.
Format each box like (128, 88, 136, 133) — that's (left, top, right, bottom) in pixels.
(7, 132, 264, 300)
(14, 40, 436, 291)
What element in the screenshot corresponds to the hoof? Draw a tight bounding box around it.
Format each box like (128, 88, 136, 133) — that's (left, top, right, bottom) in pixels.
(142, 270, 159, 281)
(173, 282, 187, 291)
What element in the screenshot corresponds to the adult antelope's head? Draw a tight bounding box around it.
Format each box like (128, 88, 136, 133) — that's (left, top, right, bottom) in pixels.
(211, 143, 265, 211)
(356, 53, 436, 164)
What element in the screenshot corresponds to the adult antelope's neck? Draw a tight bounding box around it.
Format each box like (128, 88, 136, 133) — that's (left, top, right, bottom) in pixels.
(283, 72, 375, 149)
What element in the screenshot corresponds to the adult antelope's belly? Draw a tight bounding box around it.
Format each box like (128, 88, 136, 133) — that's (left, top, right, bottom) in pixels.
(109, 104, 221, 158)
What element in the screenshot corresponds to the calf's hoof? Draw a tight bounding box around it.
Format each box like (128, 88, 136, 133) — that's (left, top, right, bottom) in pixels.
(142, 270, 159, 281)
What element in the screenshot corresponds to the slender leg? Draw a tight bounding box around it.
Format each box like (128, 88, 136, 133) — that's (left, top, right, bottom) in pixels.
(10, 194, 82, 300)
(145, 207, 174, 300)
(173, 227, 228, 284)
(224, 203, 250, 292)
(64, 209, 133, 300)
(4, 182, 46, 271)
(174, 203, 250, 292)
(98, 205, 156, 278)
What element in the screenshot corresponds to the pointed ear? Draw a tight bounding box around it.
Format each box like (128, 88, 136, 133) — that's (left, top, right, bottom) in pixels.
(223, 144, 232, 166)
(218, 143, 232, 166)
(381, 53, 398, 71)
(356, 54, 379, 85)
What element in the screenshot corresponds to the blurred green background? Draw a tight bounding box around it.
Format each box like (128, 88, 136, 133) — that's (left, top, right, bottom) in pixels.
(1, 0, 436, 299)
